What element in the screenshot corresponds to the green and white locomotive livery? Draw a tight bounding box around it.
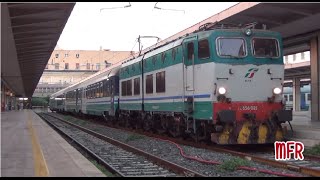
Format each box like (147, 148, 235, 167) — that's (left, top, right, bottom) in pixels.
(50, 23, 292, 145)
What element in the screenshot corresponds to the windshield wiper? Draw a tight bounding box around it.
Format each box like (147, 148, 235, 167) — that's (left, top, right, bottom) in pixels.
(222, 55, 242, 59)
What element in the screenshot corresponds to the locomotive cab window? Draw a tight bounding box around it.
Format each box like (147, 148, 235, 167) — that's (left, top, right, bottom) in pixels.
(217, 38, 246, 58)
(198, 39, 210, 59)
(252, 38, 279, 58)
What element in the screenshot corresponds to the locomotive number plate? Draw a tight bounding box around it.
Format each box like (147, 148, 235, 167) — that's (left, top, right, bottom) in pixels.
(239, 106, 258, 111)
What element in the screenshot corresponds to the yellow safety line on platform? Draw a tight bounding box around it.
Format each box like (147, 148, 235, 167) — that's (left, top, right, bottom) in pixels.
(27, 111, 49, 177)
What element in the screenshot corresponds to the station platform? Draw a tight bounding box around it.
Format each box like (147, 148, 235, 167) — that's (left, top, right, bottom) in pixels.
(1, 109, 105, 177)
(284, 111, 320, 147)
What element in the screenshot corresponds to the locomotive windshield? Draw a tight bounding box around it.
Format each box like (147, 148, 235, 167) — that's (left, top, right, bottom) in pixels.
(217, 38, 246, 58)
(252, 38, 279, 58)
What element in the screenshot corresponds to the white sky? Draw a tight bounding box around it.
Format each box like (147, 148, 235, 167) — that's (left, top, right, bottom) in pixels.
(57, 2, 239, 52)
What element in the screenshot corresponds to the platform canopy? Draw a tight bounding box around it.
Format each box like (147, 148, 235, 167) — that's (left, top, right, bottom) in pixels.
(1, 3, 75, 97)
(148, 3, 320, 56)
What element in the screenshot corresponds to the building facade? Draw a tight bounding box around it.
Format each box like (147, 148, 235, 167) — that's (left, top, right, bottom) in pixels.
(33, 48, 132, 97)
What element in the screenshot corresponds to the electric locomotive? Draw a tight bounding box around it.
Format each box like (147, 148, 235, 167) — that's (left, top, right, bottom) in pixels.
(50, 22, 292, 145)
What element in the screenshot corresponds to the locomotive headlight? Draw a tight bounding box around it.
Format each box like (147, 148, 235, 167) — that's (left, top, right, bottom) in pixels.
(273, 87, 282, 94)
(218, 87, 227, 95)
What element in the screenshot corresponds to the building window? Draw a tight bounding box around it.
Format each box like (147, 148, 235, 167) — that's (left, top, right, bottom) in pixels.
(45, 64, 48, 69)
(76, 54, 79, 58)
(55, 63, 59, 70)
(146, 74, 153, 94)
(293, 54, 296, 61)
(187, 42, 194, 60)
(76, 63, 80, 70)
(156, 71, 165, 93)
(65, 53, 69, 57)
(55, 54, 59, 58)
(65, 63, 69, 69)
(96, 63, 100, 70)
(134, 78, 140, 95)
(198, 39, 210, 59)
(301, 52, 305, 60)
(87, 63, 90, 70)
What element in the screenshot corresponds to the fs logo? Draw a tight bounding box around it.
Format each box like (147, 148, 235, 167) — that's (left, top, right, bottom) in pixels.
(245, 68, 259, 78)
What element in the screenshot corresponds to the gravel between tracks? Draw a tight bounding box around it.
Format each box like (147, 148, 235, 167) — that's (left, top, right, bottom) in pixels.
(50, 113, 307, 177)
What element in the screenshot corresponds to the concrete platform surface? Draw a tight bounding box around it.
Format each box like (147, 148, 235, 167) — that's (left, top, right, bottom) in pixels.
(1, 109, 106, 177)
(284, 111, 320, 147)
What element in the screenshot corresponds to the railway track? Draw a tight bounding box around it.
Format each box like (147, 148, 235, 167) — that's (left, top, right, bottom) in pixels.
(45, 113, 319, 176)
(38, 113, 205, 177)
(47, 112, 320, 177)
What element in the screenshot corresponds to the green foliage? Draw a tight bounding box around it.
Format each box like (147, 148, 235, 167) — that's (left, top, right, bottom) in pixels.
(125, 134, 145, 143)
(217, 157, 252, 172)
(305, 144, 320, 156)
(31, 97, 49, 107)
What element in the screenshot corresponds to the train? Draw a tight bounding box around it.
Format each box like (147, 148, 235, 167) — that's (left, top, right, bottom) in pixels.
(49, 22, 292, 145)
(283, 84, 311, 111)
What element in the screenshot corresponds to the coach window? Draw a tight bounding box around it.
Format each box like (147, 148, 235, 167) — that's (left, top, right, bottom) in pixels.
(126, 79, 132, 96)
(283, 94, 288, 101)
(198, 39, 210, 59)
(217, 38, 246, 58)
(95, 84, 99, 98)
(146, 74, 153, 94)
(134, 78, 140, 95)
(187, 42, 194, 60)
(121, 81, 127, 96)
(307, 93, 311, 101)
(99, 82, 103, 97)
(156, 71, 165, 93)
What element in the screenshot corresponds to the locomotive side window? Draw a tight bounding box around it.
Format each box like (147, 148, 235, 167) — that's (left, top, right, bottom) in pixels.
(198, 39, 210, 59)
(156, 71, 165, 93)
(146, 74, 153, 94)
(252, 38, 279, 58)
(187, 42, 194, 60)
(217, 38, 246, 57)
(134, 78, 140, 95)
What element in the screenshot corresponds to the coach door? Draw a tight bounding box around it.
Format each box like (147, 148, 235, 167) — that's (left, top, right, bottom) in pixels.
(183, 36, 198, 91)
